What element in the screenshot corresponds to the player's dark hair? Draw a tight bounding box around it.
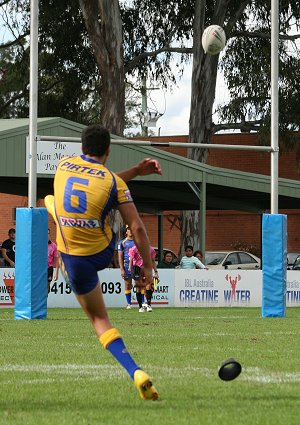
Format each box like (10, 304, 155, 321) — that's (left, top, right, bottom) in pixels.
(81, 125, 110, 157)
(185, 245, 193, 251)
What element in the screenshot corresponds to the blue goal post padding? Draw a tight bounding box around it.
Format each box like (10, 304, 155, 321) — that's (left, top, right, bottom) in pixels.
(262, 214, 287, 318)
(14, 208, 48, 320)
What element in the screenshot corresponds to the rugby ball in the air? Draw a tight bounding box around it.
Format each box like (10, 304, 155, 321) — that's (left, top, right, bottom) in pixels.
(202, 25, 226, 55)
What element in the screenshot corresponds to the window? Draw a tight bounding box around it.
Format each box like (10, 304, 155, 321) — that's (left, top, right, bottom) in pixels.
(239, 252, 257, 264)
(226, 253, 239, 265)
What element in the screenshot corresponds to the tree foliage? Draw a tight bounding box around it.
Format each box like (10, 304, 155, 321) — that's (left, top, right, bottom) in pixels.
(220, 0, 300, 150)
(0, 0, 102, 122)
(1, 0, 299, 135)
(1, 0, 300, 252)
(180, 0, 300, 254)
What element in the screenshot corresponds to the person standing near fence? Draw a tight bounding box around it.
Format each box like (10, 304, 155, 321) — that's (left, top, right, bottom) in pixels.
(118, 225, 135, 309)
(1, 228, 16, 267)
(47, 229, 59, 292)
(129, 244, 158, 312)
(180, 245, 208, 269)
(157, 250, 176, 269)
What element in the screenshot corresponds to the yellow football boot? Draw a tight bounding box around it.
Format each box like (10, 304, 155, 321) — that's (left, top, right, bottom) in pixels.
(134, 370, 159, 401)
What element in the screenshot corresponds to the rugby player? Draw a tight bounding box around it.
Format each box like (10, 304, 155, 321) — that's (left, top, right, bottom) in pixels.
(45, 124, 161, 400)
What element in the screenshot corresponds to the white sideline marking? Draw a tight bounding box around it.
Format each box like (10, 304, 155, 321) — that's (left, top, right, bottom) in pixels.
(197, 332, 237, 337)
(263, 331, 300, 336)
(0, 364, 117, 372)
(151, 366, 300, 384)
(1, 364, 299, 385)
(240, 367, 300, 384)
(0, 364, 125, 385)
(194, 316, 246, 319)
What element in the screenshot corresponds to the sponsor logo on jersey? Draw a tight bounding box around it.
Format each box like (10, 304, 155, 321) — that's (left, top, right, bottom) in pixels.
(60, 161, 106, 177)
(124, 189, 133, 201)
(60, 217, 100, 228)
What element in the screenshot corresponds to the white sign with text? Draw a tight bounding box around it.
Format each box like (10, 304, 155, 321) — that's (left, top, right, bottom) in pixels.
(26, 138, 81, 174)
(1, 268, 300, 308)
(175, 270, 261, 307)
(47, 268, 174, 308)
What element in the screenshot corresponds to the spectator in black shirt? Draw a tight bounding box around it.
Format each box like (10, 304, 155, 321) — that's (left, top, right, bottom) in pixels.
(157, 251, 176, 269)
(1, 228, 16, 267)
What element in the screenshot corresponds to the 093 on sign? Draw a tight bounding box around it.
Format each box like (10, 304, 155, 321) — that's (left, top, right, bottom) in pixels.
(48, 280, 122, 295)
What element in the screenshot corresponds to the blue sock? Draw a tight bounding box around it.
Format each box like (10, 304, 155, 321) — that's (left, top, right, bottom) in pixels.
(141, 293, 145, 303)
(107, 338, 140, 379)
(125, 291, 131, 305)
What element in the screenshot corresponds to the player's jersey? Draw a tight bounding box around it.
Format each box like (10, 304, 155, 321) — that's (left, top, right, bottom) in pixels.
(47, 241, 58, 267)
(118, 238, 135, 267)
(129, 245, 156, 267)
(54, 155, 133, 256)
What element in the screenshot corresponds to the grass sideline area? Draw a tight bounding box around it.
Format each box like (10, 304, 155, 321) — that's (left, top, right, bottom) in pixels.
(0, 307, 300, 425)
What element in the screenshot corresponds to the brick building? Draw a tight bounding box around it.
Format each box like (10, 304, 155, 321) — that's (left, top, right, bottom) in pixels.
(131, 132, 300, 257)
(1, 132, 300, 258)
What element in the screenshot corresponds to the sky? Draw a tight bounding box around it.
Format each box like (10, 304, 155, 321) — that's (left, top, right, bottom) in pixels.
(142, 62, 230, 136)
(0, 10, 229, 137)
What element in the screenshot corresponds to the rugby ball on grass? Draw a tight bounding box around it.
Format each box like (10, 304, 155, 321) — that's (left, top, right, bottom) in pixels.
(202, 25, 226, 55)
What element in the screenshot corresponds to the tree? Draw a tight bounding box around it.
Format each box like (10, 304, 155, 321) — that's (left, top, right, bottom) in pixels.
(0, 0, 102, 122)
(78, 0, 194, 134)
(78, 0, 300, 253)
(1, 0, 190, 129)
(180, 0, 300, 254)
(1, 1, 300, 253)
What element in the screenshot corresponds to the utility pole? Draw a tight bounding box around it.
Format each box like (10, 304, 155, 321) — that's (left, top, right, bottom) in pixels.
(141, 76, 148, 136)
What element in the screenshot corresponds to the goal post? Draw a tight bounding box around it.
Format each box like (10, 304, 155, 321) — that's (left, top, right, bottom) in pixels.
(14, 208, 48, 320)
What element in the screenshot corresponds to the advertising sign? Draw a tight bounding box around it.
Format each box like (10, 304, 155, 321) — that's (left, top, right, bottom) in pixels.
(47, 269, 174, 308)
(174, 270, 262, 307)
(1, 268, 299, 309)
(286, 272, 300, 305)
(0, 269, 15, 306)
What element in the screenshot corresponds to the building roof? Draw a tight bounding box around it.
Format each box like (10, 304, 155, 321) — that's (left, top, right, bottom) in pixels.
(0, 117, 300, 212)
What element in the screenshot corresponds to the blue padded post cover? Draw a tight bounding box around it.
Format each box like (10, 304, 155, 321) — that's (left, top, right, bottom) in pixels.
(14, 208, 48, 319)
(262, 214, 287, 317)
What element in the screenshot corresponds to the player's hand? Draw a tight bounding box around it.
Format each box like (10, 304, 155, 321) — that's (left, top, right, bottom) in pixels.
(143, 265, 153, 287)
(137, 158, 162, 176)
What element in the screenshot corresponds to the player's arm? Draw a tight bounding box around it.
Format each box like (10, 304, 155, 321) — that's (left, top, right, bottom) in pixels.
(118, 202, 153, 287)
(151, 255, 158, 276)
(195, 258, 207, 269)
(128, 255, 133, 272)
(118, 250, 125, 276)
(116, 158, 162, 182)
(1, 246, 14, 267)
(53, 254, 59, 281)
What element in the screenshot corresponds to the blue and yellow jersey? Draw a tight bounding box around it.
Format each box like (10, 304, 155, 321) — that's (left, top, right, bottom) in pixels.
(54, 155, 133, 256)
(118, 238, 135, 267)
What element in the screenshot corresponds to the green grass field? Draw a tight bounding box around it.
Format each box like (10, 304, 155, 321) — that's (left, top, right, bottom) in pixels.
(1, 307, 300, 425)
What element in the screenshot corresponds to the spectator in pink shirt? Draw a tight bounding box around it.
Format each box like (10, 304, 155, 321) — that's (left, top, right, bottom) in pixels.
(129, 245, 158, 312)
(48, 229, 59, 292)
